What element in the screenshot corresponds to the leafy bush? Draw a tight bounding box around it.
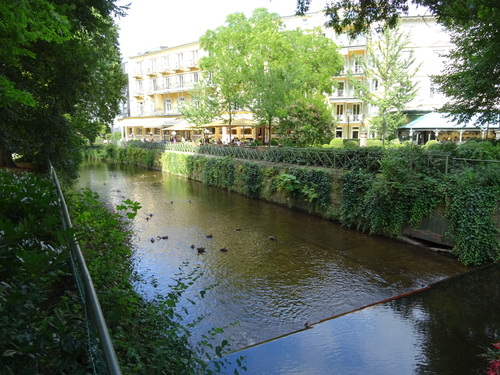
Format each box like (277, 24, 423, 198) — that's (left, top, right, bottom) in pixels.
(455, 139, 500, 160)
(344, 140, 360, 149)
(329, 138, 344, 148)
(366, 139, 383, 147)
(424, 139, 440, 149)
(0, 171, 87, 373)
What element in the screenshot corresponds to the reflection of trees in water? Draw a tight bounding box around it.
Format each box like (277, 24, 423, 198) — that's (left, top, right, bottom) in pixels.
(389, 264, 500, 374)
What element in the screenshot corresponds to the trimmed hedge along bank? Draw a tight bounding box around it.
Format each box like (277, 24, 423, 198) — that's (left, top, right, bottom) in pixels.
(83, 142, 500, 266)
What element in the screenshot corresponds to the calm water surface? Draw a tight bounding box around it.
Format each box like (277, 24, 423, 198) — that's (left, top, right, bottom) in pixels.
(76, 162, 472, 355)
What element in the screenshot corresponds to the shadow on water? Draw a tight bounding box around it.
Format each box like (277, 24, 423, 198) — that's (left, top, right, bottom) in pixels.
(74, 162, 496, 370)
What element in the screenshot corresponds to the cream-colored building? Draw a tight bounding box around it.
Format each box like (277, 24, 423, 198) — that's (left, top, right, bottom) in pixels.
(119, 10, 452, 143)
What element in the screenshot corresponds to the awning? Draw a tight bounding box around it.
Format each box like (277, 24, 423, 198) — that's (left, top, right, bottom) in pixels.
(117, 117, 179, 128)
(400, 112, 482, 131)
(203, 118, 259, 127)
(166, 120, 195, 131)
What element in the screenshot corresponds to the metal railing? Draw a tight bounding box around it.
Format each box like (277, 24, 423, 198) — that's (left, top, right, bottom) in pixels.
(49, 162, 122, 375)
(114, 141, 455, 174)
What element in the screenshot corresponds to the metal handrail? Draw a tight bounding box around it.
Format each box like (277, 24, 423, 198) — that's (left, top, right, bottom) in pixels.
(49, 162, 122, 375)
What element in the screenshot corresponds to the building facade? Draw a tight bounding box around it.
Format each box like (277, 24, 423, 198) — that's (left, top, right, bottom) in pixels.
(118, 11, 453, 144)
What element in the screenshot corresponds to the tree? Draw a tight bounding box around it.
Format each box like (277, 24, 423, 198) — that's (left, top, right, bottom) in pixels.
(179, 78, 221, 133)
(245, 12, 343, 144)
(278, 93, 335, 147)
(0, 0, 127, 178)
(295, 0, 500, 127)
(199, 13, 253, 143)
(347, 25, 419, 144)
(200, 8, 343, 145)
(432, 20, 500, 125)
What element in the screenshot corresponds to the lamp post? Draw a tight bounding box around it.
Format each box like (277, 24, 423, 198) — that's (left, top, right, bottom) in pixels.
(346, 108, 351, 139)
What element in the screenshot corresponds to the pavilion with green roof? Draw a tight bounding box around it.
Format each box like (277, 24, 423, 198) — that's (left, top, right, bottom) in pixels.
(398, 112, 500, 144)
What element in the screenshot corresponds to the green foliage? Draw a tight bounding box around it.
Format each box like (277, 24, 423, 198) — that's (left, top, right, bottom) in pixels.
(344, 140, 360, 149)
(444, 166, 500, 265)
(348, 23, 418, 144)
(340, 143, 500, 265)
(276, 173, 301, 193)
(424, 139, 440, 149)
(366, 139, 383, 147)
(0, 0, 126, 177)
(83, 144, 162, 169)
(0, 171, 87, 373)
(242, 163, 263, 198)
(455, 139, 500, 160)
(276, 168, 332, 210)
(201, 8, 343, 142)
(278, 93, 336, 147)
(203, 157, 235, 189)
(329, 138, 345, 148)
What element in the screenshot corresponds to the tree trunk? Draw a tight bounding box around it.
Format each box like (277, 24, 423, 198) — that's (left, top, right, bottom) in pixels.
(0, 147, 16, 168)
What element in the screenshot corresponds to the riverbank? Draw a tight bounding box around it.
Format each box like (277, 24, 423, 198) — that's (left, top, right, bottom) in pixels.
(83, 143, 500, 266)
(0, 169, 228, 374)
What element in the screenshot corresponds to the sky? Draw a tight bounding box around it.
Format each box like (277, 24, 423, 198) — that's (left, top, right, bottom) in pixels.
(115, 0, 325, 58)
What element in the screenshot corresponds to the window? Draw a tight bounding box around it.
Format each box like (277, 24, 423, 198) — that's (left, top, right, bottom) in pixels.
(178, 75, 184, 88)
(336, 104, 344, 120)
(354, 59, 361, 74)
(178, 97, 186, 105)
(371, 79, 379, 91)
(163, 77, 170, 89)
(135, 61, 142, 75)
(337, 82, 345, 97)
(137, 102, 144, 116)
(135, 80, 143, 94)
(336, 127, 343, 138)
(193, 72, 199, 83)
(163, 98, 172, 113)
(151, 78, 158, 91)
(352, 127, 359, 139)
(352, 104, 361, 121)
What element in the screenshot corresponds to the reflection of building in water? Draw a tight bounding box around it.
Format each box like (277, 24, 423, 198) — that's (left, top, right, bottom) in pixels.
(117, 10, 460, 143)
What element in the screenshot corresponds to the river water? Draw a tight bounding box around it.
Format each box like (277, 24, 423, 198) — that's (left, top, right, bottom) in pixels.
(75, 162, 499, 372)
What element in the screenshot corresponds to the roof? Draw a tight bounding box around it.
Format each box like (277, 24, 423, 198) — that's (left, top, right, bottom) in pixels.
(400, 112, 482, 131)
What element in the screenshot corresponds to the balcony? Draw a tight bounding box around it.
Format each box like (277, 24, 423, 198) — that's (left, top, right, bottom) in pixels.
(132, 70, 144, 79)
(336, 114, 364, 123)
(146, 67, 158, 76)
(132, 89, 144, 97)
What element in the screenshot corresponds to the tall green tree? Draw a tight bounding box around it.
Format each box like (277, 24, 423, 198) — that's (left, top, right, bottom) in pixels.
(200, 8, 343, 145)
(245, 10, 343, 144)
(0, 0, 127, 178)
(347, 25, 419, 144)
(296, 0, 500, 127)
(199, 13, 252, 142)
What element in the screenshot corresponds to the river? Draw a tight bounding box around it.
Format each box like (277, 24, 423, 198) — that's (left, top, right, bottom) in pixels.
(75, 161, 499, 373)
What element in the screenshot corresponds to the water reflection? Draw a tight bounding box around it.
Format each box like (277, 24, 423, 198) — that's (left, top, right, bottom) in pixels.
(76, 162, 469, 352)
(220, 263, 500, 374)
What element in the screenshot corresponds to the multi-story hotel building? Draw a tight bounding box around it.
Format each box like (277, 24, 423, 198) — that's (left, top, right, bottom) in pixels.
(118, 10, 453, 143)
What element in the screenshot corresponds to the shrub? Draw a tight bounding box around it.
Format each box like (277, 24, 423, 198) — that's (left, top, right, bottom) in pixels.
(329, 138, 344, 148)
(366, 139, 383, 147)
(344, 140, 360, 149)
(424, 139, 440, 149)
